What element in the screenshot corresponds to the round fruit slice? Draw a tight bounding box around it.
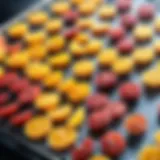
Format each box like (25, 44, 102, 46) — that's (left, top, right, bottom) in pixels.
(48, 127, 77, 151)
(24, 116, 51, 140)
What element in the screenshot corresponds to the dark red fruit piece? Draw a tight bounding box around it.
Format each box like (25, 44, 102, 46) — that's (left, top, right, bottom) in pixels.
(108, 101, 127, 120)
(0, 103, 19, 118)
(86, 93, 109, 111)
(7, 43, 22, 54)
(117, 37, 134, 53)
(108, 27, 125, 41)
(121, 14, 137, 29)
(0, 72, 19, 88)
(101, 131, 126, 157)
(0, 92, 10, 105)
(88, 109, 112, 131)
(18, 86, 41, 104)
(95, 71, 117, 89)
(138, 4, 155, 20)
(10, 110, 33, 126)
(119, 82, 141, 101)
(63, 10, 79, 24)
(10, 78, 30, 94)
(72, 137, 94, 160)
(64, 27, 79, 39)
(116, 0, 132, 12)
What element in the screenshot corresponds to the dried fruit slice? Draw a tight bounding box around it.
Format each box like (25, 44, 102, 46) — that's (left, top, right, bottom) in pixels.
(67, 107, 85, 128)
(47, 104, 72, 122)
(10, 110, 33, 126)
(101, 131, 126, 157)
(0, 103, 19, 118)
(72, 137, 94, 160)
(35, 93, 60, 111)
(48, 127, 77, 151)
(24, 116, 51, 140)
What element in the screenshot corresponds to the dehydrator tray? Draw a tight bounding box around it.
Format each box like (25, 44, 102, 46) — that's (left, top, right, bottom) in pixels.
(0, 0, 160, 160)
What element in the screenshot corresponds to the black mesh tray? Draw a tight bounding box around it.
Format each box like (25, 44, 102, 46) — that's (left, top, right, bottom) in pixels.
(0, 0, 160, 160)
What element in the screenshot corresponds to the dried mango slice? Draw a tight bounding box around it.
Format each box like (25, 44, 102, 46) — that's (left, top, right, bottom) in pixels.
(43, 71, 63, 89)
(49, 52, 71, 69)
(133, 25, 152, 42)
(47, 104, 72, 122)
(25, 31, 46, 46)
(25, 62, 51, 81)
(67, 107, 85, 128)
(45, 19, 63, 34)
(69, 41, 86, 57)
(133, 48, 154, 66)
(85, 40, 102, 55)
(154, 130, 160, 144)
(51, 2, 70, 15)
(48, 127, 77, 151)
(46, 36, 65, 52)
(112, 57, 134, 76)
(58, 78, 77, 94)
(138, 145, 160, 160)
(142, 69, 160, 88)
(6, 51, 29, 69)
(8, 23, 28, 39)
(27, 11, 48, 26)
(98, 48, 118, 67)
(24, 116, 51, 140)
(90, 155, 111, 160)
(35, 93, 60, 111)
(73, 60, 95, 78)
(68, 83, 90, 103)
(28, 45, 47, 60)
(99, 5, 116, 19)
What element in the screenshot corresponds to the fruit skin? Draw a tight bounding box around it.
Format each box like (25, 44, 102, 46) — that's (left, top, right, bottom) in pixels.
(119, 82, 141, 101)
(0, 103, 19, 118)
(117, 38, 134, 54)
(108, 101, 127, 120)
(138, 4, 155, 20)
(72, 137, 94, 160)
(10, 110, 33, 126)
(101, 131, 126, 157)
(121, 14, 137, 29)
(124, 113, 148, 136)
(108, 27, 125, 41)
(116, 0, 132, 12)
(86, 93, 109, 111)
(95, 72, 117, 89)
(88, 108, 112, 131)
